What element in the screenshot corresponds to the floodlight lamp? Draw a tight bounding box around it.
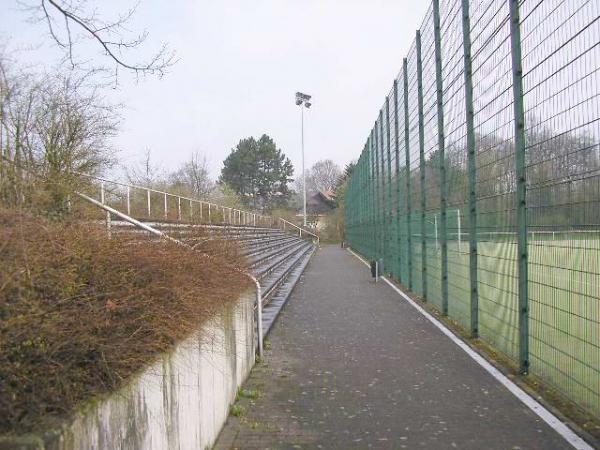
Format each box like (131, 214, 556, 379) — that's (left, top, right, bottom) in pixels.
(305, 102, 311, 108)
(296, 99, 303, 105)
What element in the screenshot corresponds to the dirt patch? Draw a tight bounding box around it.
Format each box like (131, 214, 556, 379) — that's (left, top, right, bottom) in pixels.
(0, 208, 251, 434)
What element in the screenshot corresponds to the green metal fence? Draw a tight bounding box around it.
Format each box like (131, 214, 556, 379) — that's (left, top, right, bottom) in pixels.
(344, 0, 600, 419)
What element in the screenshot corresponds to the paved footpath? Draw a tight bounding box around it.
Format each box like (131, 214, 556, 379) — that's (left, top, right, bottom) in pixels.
(214, 246, 574, 450)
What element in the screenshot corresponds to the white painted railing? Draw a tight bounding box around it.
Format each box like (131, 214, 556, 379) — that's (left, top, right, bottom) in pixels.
(80, 173, 273, 228)
(279, 218, 320, 245)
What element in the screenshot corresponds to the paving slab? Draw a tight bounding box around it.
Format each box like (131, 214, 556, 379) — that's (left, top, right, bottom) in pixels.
(214, 245, 575, 450)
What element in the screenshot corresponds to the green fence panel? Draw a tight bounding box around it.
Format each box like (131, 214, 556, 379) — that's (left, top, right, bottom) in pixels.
(344, 0, 600, 419)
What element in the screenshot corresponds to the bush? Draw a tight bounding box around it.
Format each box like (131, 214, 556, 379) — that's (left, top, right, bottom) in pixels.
(0, 208, 250, 433)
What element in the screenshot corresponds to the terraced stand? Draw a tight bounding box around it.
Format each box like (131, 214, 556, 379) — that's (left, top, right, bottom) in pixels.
(109, 220, 317, 341)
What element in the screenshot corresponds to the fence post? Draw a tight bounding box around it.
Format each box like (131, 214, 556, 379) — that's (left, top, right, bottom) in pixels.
(378, 108, 387, 270)
(403, 58, 413, 290)
(190, 199, 193, 222)
(208, 203, 211, 224)
(373, 121, 381, 259)
(461, 0, 479, 338)
(370, 132, 376, 260)
(178, 197, 182, 221)
(508, 0, 529, 375)
(416, 30, 428, 300)
(393, 79, 402, 283)
(126, 186, 131, 216)
(433, 0, 448, 315)
(385, 96, 393, 276)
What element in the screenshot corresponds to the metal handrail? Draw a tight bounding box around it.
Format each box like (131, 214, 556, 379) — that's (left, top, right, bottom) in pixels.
(77, 191, 265, 358)
(79, 172, 273, 227)
(279, 218, 320, 245)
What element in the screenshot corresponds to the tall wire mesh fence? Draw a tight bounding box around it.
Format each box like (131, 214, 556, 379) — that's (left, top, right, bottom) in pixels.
(344, 0, 600, 419)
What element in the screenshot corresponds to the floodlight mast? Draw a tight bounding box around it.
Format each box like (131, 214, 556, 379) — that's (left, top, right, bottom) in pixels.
(295, 92, 312, 227)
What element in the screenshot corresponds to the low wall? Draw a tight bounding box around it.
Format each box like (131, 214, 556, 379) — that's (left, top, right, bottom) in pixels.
(2, 292, 255, 450)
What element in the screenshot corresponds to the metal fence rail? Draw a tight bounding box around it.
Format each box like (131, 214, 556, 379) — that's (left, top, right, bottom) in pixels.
(78, 174, 274, 228)
(344, 0, 600, 419)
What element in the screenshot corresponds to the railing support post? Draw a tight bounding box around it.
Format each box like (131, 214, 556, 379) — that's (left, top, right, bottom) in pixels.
(508, 0, 529, 375)
(433, 0, 448, 315)
(177, 197, 182, 221)
(416, 30, 428, 300)
(164, 193, 168, 220)
(147, 189, 151, 218)
(126, 186, 131, 216)
(100, 182, 111, 237)
(461, 0, 479, 338)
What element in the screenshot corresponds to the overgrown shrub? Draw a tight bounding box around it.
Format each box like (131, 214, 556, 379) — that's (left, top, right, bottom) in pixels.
(0, 208, 250, 433)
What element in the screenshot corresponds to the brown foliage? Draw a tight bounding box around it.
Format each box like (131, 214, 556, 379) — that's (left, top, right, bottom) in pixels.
(0, 208, 250, 433)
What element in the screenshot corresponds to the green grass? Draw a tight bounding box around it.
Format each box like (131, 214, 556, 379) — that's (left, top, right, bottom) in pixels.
(237, 387, 259, 400)
(230, 404, 245, 417)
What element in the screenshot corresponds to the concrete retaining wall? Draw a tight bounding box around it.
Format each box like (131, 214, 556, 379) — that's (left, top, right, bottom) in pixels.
(2, 292, 255, 450)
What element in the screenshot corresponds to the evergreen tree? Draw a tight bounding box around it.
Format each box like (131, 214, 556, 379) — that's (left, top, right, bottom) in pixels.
(220, 135, 294, 210)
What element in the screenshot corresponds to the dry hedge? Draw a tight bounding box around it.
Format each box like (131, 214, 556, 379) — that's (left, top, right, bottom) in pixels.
(0, 208, 250, 434)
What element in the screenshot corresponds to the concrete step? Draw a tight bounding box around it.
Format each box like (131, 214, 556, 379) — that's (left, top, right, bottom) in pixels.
(246, 239, 304, 266)
(257, 243, 313, 298)
(261, 244, 315, 337)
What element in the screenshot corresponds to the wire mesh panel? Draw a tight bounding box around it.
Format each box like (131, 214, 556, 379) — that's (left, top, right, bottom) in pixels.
(395, 76, 410, 285)
(387, 87, 399, 277)
(520, 0, 600, 416)
(421, 6, 444, 309)
(471, 0, 520, 361)
(344, 0, 600, 419)
(406, 42, 424, 296)
(441, 0, 472, 329)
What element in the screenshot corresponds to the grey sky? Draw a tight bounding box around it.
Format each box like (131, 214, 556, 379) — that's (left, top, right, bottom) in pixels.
(2, 1, 429, 180)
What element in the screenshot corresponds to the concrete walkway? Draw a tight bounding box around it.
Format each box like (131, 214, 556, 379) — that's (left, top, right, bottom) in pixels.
(214, 246, 574, 449)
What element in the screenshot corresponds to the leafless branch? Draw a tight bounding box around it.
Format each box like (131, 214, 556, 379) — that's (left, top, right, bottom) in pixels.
(31, 0, 177, 78)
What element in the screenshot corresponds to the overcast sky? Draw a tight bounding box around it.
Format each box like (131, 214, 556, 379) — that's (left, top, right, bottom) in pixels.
(3, 1, 429, 180)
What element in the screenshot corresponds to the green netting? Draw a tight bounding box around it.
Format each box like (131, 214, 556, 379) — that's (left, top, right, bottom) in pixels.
(344, 0, 600, 418)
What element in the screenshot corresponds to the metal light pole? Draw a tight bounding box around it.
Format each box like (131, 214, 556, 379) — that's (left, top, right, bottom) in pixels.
(295, 92, 312, 227)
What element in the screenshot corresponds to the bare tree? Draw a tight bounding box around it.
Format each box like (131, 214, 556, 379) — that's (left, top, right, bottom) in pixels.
(169, 152, 214, 198)
(293, 167, 311, 198)
(125, 148, 167, 189)
(309, 159, 341, 192)
(21, 0, 176, 80)
(0, 54, 118, 212)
